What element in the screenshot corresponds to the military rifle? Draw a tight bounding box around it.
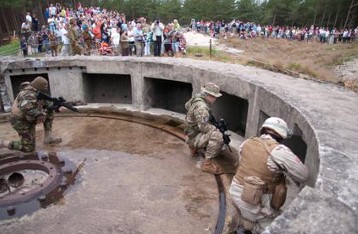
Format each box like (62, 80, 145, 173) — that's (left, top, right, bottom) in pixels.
(209, 111, 232, 152)
(36, 92, 79, 113)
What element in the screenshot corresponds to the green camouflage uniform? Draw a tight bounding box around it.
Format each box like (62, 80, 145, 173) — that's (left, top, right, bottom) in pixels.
(184, 94, 223, 159)
(9, 85, 54, 152)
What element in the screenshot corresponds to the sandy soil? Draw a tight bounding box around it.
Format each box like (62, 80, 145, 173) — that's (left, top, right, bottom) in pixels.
(184, 31, 358, 85)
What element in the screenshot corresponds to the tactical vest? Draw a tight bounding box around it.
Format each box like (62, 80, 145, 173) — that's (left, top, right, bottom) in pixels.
(234, 137, 279, 193)
(184, 96, 208, 140)
(11, 86, 40, 122)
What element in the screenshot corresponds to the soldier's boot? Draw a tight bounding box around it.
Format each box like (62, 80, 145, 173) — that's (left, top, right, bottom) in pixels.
(0, 140, 10, 149)
(44, 131, 62, 144)
(201, 158, 225, 175)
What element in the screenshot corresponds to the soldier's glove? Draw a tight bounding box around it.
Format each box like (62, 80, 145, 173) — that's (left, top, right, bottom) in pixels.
(36, 113, 46, 124)
(224, 131, 231, 136)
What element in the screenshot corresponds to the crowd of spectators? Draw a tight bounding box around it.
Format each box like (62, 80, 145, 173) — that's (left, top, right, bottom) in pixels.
(191, 19, 358, 44)
(19, 4, 187, 57)
(17, 4, 357, 58)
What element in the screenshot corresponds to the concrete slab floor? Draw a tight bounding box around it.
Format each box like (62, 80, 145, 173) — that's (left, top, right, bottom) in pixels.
(0, 116, 220, 234)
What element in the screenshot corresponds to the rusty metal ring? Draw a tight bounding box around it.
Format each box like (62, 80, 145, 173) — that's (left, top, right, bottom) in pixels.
(0, 160, 62, 207)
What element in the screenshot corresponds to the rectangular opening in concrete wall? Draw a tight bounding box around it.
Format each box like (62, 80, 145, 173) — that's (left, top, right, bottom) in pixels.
(282, 123, 307, 163)
(83, 74, 132, 104)
(212, 91, 248, 136)
(10, 74, 49, 97)
(144, 78, 192, 114)
(259, 112, 307, 163)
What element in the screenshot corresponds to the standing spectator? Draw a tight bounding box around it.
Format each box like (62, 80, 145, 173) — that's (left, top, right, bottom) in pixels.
(42, 30, 50, 54)
(49, 4, 57, 17)
(21, 20, 31, 41)
(228, 117, 308, 233)
(37, 32, 43, 52)
(44, 8, 50, 22)
(20, 37, 28, 57)
(27, 33, 39, 55)
(163, 24, 174, 56)
(151, 18, 164, 56)
(342, 29, 349, 43)
(49, 31, 58, 57)
(48, 16, 56, 33)
(33, 15, 39, 32)
(26, 12, 32, 26)
(133, 23, 144, 56)
(60, 24, 70, 56)
(120, 29, 129, 56)
(190, 18, 196, 31)
(128, 25, 135, 56)
(144, 30, 152, 56)
(111, 27, 121, 55)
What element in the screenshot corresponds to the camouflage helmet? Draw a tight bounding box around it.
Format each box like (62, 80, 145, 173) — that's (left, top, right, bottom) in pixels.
(260, 117, 289, 139)
(30, 76, 48, 92)
(201, 82, 222, 98)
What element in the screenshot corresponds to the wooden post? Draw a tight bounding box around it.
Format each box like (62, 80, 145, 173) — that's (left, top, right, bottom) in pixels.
(209, 39, 212, 59)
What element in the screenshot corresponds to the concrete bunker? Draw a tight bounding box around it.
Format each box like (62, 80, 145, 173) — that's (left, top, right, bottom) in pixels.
(10, 74, 49, 97)
(83, 73, 132, 104)
(0, 57, 357, 234)
(144, 77, 192, 114)
(213, 91, 248, 137)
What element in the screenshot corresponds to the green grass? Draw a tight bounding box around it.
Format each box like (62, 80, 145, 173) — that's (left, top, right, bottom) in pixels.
(186, 45, 236, 62)
(0, 39, 20, 56)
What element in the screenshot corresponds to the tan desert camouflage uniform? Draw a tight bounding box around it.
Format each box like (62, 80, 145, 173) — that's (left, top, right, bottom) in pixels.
(229, 134, 309, 233)
(184, 93, 223, 159)
(9, 85, 54, 152)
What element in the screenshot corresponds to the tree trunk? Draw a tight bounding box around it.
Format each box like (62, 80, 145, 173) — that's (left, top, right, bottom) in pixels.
(344, 0, 357, 28)
(320, 4, 327, 27)
(313, 1, 319, 26)
(326, 12, 332, 27)
(1, 7, 11, 36)
(333, 5, 340, 28)
(272, 9, 277, 26)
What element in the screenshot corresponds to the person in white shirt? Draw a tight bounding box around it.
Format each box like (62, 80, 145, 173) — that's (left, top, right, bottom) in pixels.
(60, 24, 70, 56)
(49, 4, 57, 17)
(26, 12, 32, 24)
(111, 27, 121, 55)
(151, 18, 164, 56)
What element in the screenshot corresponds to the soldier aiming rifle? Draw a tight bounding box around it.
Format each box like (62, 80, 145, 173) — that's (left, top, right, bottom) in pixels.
(0, 76, 77, 152)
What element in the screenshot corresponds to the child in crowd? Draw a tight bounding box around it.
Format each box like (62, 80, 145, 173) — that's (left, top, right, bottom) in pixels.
(20, 37, 28, 57)
(49, 31, 58, 56)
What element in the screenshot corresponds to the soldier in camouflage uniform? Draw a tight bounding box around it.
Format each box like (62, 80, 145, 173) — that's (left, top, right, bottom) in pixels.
(184, 82, 224, 174)
(68, 18, 82, 55)
(0, 76, 62, 152)
(228, 117, 308, 233)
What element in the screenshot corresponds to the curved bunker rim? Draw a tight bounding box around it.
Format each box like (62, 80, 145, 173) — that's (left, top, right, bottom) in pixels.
(0, 56, 357, 233)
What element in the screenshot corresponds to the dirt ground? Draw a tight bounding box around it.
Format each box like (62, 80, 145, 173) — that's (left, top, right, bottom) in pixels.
(0, 116, 220, 233)
(184, 31, 358, 93)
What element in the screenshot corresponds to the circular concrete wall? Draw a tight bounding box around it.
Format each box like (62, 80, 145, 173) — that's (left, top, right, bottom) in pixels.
(0, 56, 357, 233)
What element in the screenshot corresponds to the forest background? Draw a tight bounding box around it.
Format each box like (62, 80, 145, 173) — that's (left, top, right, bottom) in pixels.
(0, 0, 357, 40)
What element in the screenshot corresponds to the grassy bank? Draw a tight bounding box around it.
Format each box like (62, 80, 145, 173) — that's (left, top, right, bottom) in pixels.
(0, 39, 20, 56)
